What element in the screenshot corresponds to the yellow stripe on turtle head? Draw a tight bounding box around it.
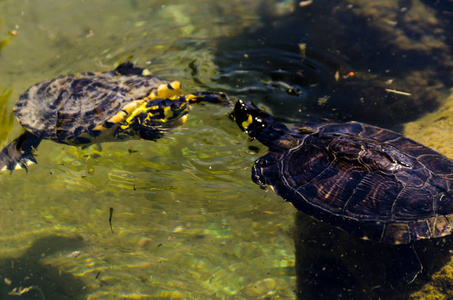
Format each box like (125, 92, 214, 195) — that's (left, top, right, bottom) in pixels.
(241, 114, 254, 131)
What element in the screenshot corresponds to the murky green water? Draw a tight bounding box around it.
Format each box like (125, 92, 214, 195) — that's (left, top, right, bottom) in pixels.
(1, 0, 452, 299)
(0, 1, 296, 299)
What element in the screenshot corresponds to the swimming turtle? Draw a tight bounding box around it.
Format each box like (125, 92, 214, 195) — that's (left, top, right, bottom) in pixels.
(232, 99, 453, 245)
(0, 61, 229, 172)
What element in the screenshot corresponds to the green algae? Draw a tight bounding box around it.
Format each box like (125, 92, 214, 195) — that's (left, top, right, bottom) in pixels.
(0, 17, 17, 52)
(404, 91, 453, 158)
(0, 88, 15, 144)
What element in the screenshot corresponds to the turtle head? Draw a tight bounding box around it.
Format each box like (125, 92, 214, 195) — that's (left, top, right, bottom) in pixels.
(122, 99, 189, 141)
(232, 99, 289, 147)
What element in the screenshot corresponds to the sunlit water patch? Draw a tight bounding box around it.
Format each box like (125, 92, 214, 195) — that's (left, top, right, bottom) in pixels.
(0, 0, 301, 299)
(0, 102, 296, 298)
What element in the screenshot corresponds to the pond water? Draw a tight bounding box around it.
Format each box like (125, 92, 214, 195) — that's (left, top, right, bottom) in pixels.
(0, 0, 452, 299)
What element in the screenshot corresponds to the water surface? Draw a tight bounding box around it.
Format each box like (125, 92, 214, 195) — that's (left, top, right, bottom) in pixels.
(0, 0, 452, 299)
(0, 1, 296, 299)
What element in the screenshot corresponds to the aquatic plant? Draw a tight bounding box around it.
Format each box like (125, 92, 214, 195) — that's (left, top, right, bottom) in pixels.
(0, 88, 15, 142)
(0, 19, 16, 51)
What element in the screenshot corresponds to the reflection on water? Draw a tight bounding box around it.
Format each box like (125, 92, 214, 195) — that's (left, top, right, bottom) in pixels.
(0, 0, 452, 299)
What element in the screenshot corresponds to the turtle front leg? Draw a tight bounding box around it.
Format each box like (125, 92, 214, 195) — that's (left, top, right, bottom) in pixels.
(119, 99, 190, 141)
(0, 132, 41, 173)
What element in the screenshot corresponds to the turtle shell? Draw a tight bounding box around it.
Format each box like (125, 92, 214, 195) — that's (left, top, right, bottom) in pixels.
(252, 119, 453, 244)
(232, 100, 453, 244)
(13, 63, 167, 144)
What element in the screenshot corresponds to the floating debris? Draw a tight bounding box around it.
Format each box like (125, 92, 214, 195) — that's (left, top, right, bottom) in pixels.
(8, 286, 37, 296)
(173, 225, 184, 233)
(299, 0, 313, 7)
(68, 250, 81, 258)
(385, 88, 412, 96)
(109, 207, 114, 233)
(298, 43, 307, 57)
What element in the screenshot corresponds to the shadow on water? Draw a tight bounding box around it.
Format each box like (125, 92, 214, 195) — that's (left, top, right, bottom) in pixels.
(214, 0, 453, 128)
(294, 211, 453, 299)
(0, 235, 87, 300)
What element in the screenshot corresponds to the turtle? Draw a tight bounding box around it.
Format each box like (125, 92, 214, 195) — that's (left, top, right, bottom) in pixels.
(232, 99, 453, 283)
(232, 99, 453, 244)
(0, 61, 229, 173)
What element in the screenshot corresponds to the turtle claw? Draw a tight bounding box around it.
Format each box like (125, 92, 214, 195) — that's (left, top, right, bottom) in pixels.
(0, 132, 41, 174)
(16, 156, 37, 173)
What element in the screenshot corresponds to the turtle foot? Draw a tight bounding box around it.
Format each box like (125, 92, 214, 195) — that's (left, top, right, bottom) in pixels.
(0, 132, 41, 173)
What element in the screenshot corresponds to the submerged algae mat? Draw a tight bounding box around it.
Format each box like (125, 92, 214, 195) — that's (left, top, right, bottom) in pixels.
(405, 91, 453, 159)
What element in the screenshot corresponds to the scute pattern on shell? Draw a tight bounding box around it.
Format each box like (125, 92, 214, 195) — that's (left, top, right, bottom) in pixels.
(253, 120, 453, 244)
(13, 70, 167, 143)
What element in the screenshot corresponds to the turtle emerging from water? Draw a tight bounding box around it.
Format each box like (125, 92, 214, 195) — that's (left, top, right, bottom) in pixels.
(0, 61, 229, 173)
(232, 99, 453, 283)
(232, 99, 453, 244)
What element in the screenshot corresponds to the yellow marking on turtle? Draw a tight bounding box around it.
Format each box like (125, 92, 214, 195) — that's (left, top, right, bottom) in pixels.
(159, 106, 176, 123)
(142, 105, 179, 123)
(182, 94, 199, 103)
(323, 188, 333, 199)
(101, 100, 154, 131)
(121, 102, 149, 129)
(119, 101, 189, 130)
(177, 114, 189, 126)
(241, 114, 254, 131)
(142, 68, 151, 76)
(183, 94, 209, 104)
(122, 99, 147, 115)
(149, 81, 184, 100)
(92, 124, 106, 131)
(108, 110, 128, 125)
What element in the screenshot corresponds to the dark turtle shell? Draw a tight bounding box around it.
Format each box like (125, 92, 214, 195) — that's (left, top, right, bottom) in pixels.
(233, 100, 453, 244)
(13, 62, 167, 144)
